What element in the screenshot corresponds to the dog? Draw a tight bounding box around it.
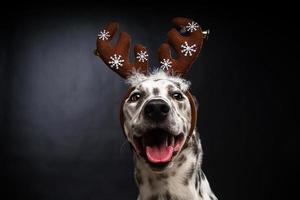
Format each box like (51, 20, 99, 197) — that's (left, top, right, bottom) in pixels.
(122, 72, 218, 200)
(95, 17, 217, 200)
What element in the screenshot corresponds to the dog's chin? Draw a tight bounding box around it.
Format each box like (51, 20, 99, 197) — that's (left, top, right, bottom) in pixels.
(132, 128, 185, 172)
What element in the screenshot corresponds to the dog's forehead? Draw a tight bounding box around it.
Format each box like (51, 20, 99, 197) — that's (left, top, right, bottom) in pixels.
(126, 71, 191, 92)
(139, 79, 179, 91)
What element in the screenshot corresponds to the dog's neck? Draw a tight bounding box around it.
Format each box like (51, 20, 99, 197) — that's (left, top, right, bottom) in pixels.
(133, 130, 216, 200)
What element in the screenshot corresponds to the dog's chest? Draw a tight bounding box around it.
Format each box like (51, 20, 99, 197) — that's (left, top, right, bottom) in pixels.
(136, 150, 201, 200)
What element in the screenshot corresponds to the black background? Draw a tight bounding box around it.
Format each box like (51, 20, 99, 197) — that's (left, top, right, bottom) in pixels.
(0, 2, 298, 200)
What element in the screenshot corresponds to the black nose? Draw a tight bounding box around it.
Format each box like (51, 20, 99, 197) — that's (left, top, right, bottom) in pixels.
(144, 99, 170, 122)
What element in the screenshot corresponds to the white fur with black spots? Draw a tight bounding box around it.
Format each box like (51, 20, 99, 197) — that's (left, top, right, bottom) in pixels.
(122, 71, 218, 200)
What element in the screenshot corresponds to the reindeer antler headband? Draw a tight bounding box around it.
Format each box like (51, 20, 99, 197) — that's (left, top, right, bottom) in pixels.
(95, 17, 208, 145)
(95, 17, 209, 77)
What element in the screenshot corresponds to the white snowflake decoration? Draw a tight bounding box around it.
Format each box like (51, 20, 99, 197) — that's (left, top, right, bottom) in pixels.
(181, 41, 197, 56)
(136, 51, 148, 63)
(160, 59, 172, 70)
(186, 21, 199, 33)
(98, 29, 110, 40)
(109, 54, 124, 69)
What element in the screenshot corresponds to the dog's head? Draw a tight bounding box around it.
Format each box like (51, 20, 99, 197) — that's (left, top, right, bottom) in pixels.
(95, 17, 207, 171)
(120, 72, 197, 171)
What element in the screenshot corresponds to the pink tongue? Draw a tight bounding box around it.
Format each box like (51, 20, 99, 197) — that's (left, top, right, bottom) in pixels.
(146, 143, 174, 163)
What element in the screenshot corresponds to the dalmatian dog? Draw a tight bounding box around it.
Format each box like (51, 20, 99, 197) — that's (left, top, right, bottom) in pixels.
(122, 72, 218, 200)
(95, 17, 217, 200)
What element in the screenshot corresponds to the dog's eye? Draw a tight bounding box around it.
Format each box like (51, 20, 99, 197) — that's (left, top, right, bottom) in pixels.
(172, 92, 184, 100)
(129, 92, 142, 102)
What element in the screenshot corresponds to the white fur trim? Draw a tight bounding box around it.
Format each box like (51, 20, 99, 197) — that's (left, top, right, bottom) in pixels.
(125, 70, 191, 91)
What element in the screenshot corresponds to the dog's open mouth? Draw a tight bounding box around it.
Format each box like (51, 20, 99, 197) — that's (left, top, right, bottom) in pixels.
(133, 129, 185, 169)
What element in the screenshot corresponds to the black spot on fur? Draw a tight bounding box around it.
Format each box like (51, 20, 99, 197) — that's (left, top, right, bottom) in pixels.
(177, 154, 187, 167)
(164, 191, 172, 200)
(199, 189, 203, 198)
(167, 84, 175, 93)
(186, 110, 191, 118)
(183, 163, 195, 185)
(148, 195, 158, 200)
(183, 179, 189, 185)
(183, 125, 186, 133)
(144, 87, 150, 95)
(192, 141, 198, 155)
(156, 173, 168, 180)
(171, 120, 176, 126)
(148, 177, 154, 188)
(178, 102, 183, 110)
(177, 154, 186, 162)
(200, 170, 206, 180)
(178, 162, 183, 167)
(197, 171, 202, 188)
(210, 195, 215, 200)
(183, 103, 187, 110)
(153, 87, 159, 95)
(173, 81, 181, 89)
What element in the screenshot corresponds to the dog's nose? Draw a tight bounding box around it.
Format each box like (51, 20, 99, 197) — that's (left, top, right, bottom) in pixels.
(144, 99, 170, 122)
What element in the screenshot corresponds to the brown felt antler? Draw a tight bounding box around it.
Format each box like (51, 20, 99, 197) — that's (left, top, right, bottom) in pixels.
(95, 22, 149, 79)
(158, 17, 209, 76)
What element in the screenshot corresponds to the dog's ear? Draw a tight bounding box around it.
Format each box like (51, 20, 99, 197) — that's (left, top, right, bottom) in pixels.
(158, 17, 209, 77)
